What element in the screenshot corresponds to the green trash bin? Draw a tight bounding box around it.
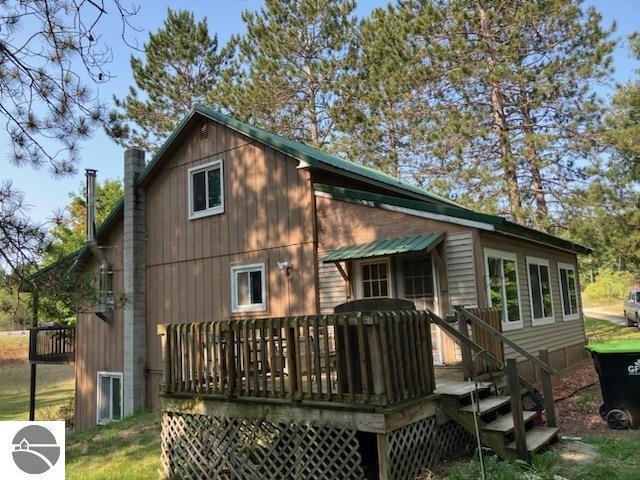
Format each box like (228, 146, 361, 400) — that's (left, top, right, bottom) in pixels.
(585, 341, 640, 430)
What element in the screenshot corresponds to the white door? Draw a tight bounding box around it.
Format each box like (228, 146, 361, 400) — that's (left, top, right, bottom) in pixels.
(396, 255, 445, 365)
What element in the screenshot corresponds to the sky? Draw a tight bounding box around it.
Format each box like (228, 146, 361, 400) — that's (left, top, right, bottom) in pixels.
(3, 0, 640, 226)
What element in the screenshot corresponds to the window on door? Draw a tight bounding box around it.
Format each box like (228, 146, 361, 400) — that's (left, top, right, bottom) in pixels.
(558, 262, 579, 320)
(485, 249, 522, 329)
(97, 372, 122, 425)
(359, 260, 391, 299)
(402, 258, 434, 298)
(526, 257, 554, 325)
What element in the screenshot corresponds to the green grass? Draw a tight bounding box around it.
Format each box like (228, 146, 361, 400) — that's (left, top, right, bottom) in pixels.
(0, 361, 75, 420)
(444, 432, 640, 479)
(66, 410, 162, 480)
(584, 316, 640, 345)
(0, 333, 74, 421)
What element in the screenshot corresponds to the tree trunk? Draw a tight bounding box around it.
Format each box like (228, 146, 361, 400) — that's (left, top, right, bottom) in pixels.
(518, 85, 549, 229)
(478, 2, 523, 223)
(305, 62, 320, 147)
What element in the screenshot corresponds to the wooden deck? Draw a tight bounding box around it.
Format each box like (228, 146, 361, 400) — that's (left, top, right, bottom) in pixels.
(158, 310, 436, 409)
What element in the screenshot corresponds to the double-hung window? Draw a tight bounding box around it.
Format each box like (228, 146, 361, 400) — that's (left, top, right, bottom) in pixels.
(558, 262, 580, 320)
(526, 257, 554, 325)
(96, 372, 122, 425)
(485, 249, 522, 330)
(231, 263, 267, 313)
(188, 160, 224, 219)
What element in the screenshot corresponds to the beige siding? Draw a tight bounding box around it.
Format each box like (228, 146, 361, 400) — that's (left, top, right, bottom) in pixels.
(479, 232, 586, 360)
(75, 222, 124, 431)
(318, 259, 348, 314)
(445, 232, 478, 307)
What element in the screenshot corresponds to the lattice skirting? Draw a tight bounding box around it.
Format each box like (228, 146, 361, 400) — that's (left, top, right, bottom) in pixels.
(160, 412, 366, 480)
(386, 418, 472, 480)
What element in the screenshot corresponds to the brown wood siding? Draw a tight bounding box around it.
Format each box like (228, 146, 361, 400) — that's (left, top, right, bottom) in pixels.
(74, 221, 124, 431)
(478, 232, 587, 361)
(144, 121, 317, 409)
(75, 119, 318, 427)
(316, 195, 472, 251)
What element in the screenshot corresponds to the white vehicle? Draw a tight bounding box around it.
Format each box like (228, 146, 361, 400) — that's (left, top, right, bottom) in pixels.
(623, 289, 640, 327)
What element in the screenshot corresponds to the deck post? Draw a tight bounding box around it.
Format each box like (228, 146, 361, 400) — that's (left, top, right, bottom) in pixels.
(29, 291, 39, 421)
(506, 358, 528, 462)
(538, 349, 557, 428)
(376, 433, 389, 480)
(456, 309, 473, 380)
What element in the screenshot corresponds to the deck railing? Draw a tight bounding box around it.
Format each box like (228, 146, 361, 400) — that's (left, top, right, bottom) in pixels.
(158, 310, 435, 408)
(29, 325, 75, 364)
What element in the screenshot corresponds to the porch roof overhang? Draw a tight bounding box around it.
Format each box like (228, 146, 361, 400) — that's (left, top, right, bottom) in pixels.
(322, 232, 445, 263)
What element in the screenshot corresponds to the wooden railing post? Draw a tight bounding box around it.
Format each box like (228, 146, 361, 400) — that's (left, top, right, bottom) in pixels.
(456, 309, 474, 380)
(506, 358, 529, 462)
(157, 324, 169, 392)
(538, 349, 557, 428)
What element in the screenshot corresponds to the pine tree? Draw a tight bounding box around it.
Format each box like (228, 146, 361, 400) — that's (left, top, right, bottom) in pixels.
(46, 179, 124, 261)
(342, 0, 614, 227)
(604, 33, 640, 180)
(212, 0, 358, 148)
(108, 9, 230, 151)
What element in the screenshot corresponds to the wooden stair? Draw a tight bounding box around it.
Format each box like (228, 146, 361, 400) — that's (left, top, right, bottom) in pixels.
(437, 381, 559, 461)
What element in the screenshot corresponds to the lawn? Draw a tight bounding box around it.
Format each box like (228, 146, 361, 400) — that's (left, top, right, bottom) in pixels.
(0, 332, 28, 364)
(66, 410, 162, 480)
(443, 432, 640, 479)
(0, 333, 75, 421)
(584, 316, 640, 344)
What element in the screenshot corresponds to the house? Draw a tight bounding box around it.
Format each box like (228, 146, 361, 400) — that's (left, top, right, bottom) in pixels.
(29, 105, 590, 478)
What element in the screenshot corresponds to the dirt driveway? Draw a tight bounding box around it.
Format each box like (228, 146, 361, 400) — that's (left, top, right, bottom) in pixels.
(584, 305, 626, 326)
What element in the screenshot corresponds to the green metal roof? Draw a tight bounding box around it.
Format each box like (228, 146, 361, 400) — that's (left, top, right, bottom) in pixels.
(585, 341, 640, 354)
(322, 232, 444, 263)
(138, 105, 462, 208)
(315, 183, 592, 255)
(38, 105, 590, 282)
(23, 243, 91, 289)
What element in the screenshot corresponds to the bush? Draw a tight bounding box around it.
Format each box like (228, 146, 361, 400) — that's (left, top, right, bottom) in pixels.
(583, 268, 635, 303)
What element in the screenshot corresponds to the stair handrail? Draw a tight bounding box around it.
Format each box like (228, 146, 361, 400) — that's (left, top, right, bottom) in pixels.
(456, 307, 559, 377)
(455, 307, 558, 431)
(429, 310, 544, 392)
(427, 311, 503, 371)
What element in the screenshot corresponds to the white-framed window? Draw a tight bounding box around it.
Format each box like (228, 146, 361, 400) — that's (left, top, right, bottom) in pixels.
(188, 159, 224, 219)
(354, 258, 392, 299)
(96, 371, 122, 425)
(558, 262, 580, 321)
(526, 257, 554, 326)
(484, 249, 522, 330)
(231, 263, 267, 313)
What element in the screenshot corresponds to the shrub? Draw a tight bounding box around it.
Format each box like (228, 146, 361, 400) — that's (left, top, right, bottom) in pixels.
(583, 268, 635, 303)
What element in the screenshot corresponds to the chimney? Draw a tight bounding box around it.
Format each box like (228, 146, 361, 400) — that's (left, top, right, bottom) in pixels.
(122, 148, 147, 416)
(85, 169, 97, 242)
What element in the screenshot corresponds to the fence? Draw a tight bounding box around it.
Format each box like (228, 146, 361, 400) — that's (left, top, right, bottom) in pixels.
(158, 310, 435, 408)
(29, 325, 75, 364)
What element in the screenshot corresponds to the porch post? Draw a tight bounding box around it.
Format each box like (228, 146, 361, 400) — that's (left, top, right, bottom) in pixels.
(29, 291, 39, 421)
(456, 308, 474, 380)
